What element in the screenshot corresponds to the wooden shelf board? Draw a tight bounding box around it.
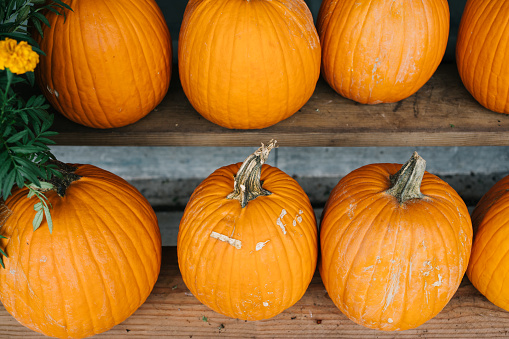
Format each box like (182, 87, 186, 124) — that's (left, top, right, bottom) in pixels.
(50, 63, 509, 147)
(1, 246, 507, 338)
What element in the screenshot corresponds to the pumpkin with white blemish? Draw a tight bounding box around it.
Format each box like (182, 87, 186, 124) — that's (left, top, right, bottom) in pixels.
(319, 152, 472, 330)
(317, 0, 449, 104)
(177, 141, 318, 320)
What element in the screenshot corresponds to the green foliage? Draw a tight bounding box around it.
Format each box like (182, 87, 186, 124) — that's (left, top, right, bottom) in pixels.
(1, 68, 61, 201)
(0, 0, 72, 267)
(0, 0, 72, 53)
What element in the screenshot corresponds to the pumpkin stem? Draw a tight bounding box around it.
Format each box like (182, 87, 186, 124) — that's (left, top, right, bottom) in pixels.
(226, 140, 277, 208)
(386, 151, 426, 204)
(45, 160, 81, 197)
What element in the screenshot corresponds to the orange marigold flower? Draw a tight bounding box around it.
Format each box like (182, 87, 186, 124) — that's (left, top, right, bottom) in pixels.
(0, 38, 39, 75)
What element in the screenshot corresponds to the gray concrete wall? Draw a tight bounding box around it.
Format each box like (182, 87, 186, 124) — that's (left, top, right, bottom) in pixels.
(51, 146, 509, 208)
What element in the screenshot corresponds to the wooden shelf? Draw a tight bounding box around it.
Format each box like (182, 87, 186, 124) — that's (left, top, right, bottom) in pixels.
(0, 246, 507, 337)
(49, 63, 509, 147)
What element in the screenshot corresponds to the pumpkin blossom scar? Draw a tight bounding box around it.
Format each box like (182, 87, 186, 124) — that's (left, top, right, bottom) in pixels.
(0, 38, 39, 74)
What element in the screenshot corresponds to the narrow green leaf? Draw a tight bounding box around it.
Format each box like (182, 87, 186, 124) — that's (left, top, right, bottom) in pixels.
(5, 130, 28, 144)
(33, 182, 54, 190)
(33, 209, 44, 231)
(43, 205, 53, 233)
(34, 202, 42, 211)
(25, 71, 35, 87)
(48, 0, 73, 11)
(18, 6, 30, 24)
(32, 18, 43, 39)
(19, 111, 29, 125)
(34, 137, 56, 145)
(6, 1, 16, 20)
(3, 125, 12, 138)
(31, 12, 50, 27)
(15, 171, 24, 189)
(14, 162, 41, 188)
(10, 145, 46, 154)
(0, 160, 12, 181)
(2, 171, 15, 201)
(27, 189, 36, 199)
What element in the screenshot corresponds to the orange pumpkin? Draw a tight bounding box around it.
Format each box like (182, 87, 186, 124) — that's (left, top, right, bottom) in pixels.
(178, 0, 321, 129)
(456, 0, 509, 114)
(467, 174, 509, 311)
(317, 0, 449, 104)
(320, 152, 472, 330)
(177, 141, 318, 320)
(35, 0, 172, 129)
(0, 163, 161, 338)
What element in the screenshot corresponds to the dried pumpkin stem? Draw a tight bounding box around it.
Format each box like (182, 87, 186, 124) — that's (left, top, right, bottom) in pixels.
(45, 160, 81, 197)
(386, 151, 426, 204)
(226, 140, 277, 208)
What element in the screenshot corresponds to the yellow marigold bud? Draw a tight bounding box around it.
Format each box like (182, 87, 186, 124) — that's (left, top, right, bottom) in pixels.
(0, 38, 39, 75)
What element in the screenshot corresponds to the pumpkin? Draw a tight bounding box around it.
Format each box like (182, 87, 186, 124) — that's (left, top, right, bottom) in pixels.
(178, 0, 321, 129)
(456, 0, 509, 114)
(177, 141, 318, 320)
(467, 174, 509, 311)
(317, 0, 449, 104)
(35, 0, 172, 129)
(319, 152, 472, 330)
(0, 162, 161, 338)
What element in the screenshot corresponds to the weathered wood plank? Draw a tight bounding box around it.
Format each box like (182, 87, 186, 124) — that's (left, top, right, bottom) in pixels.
(49, 63, 509, 147)
(0, 246, 508, 338)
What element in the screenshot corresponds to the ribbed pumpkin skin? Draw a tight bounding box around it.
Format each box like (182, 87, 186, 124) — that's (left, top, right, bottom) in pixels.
(320, 163, 472, 330)
(35, 0, 172, 129)
(467, 175, 509, 311)
(178, 0, 321, 129)
(317, 0, 449, 104)
(177, 163, 318, 320)
(456, 0, 509, 114)
(0, 164, 162, 338)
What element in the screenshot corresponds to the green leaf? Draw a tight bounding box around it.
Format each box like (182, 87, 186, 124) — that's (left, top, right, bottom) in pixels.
(25, 72, 35, 87)
(10, 145, 47, 154)
(15, 171, 24, 189)
(47, 0, 73, 12)
(5, 130, 28, 144)
(43, 204, 53, 233)
(34, 202, 43, 211)
(0, 160, 12, 182)
(32, 18, 43, 39)
(27, 189, 36, 199)
(30, 182, 54, 190)
(18, 6, 30, 24)
(2, 125, 12, 138)
(31, 12, 50, 27)
(2, 171, 15, 201)
(33, 209, 44, 231)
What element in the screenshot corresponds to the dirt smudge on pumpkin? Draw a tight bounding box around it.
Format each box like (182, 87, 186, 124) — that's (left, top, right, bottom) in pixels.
(255, 240, 270, 251)
(277, 209, 287, 235)
(432, 274, 442, 287)
(382, 266, 402, 312)
(210, 231, 242, 249)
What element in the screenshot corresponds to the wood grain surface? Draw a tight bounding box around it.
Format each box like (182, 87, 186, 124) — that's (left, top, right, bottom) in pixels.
(0, 246, 507, 338)
(49, 63, 509, 147)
